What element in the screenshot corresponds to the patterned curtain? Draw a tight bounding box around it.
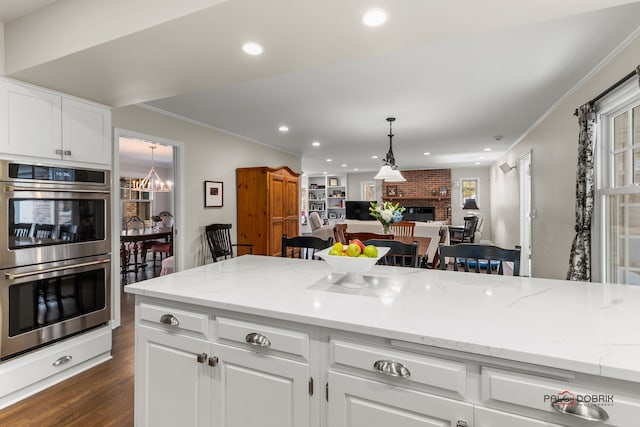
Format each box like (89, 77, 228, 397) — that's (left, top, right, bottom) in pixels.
(567, 103, 596, 281)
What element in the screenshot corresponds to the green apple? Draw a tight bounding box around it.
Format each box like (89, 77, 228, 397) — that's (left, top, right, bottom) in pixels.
(363, 245, 378, 258)
(328, 249, 340, 256)
(346, 243, 362, 257)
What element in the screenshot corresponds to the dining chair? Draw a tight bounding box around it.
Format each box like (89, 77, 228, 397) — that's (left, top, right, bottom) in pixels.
(58, 224, 79, 241)
(157, 211, 174, 228)
(428, 226, 448, 269)
(389, 221, 415, 238)
(34, 224, 55, 239)
(11, 223, 33, 237)
(126, 216, 146, 231)
(150, 227, 173, 268)
(449, 216, 478, 245)
(362, 239, 419, 268)
(205, 223, 254, 262)
(438, 243, 521, 276)
(281, 235, 333, 260)
(333, 223, 348, 245)
(344, 232, 393, 243)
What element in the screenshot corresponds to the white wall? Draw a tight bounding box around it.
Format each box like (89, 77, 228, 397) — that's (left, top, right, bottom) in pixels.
(112, 105, 302, 269)
(0, 22, 5, 76)
(451, 167, 492, 241)
(346, 171, 382, 202)
(493, 32, 640, 280)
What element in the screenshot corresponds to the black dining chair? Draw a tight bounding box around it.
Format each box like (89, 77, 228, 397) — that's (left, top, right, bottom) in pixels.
(449, 216, 478, 245)
(11, 223, 33, 237)
(362, 239, 419, 268)
(34, 224, 55, 239)
(438, 243, 521, 276)
(281, 235, 333, 260)
(205, 223, 254, 262)
(58, 224, 79, 241)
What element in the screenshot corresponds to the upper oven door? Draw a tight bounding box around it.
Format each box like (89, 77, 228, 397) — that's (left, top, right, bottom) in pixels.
(0, 186, 111, 269)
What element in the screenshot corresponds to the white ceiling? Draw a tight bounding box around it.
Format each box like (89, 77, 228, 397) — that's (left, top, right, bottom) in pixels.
(4, 0, 640, 174)
(0, 0, 55, 22)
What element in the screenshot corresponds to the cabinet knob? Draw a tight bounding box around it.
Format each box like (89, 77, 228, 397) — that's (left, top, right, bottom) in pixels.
(456, 422, 468, 427)
(55, 149, 63, 155)
(160, 314, 179, 326)
(64, 150, 72, 156)
(245, 332, 271, 347)
(551, 400, 609, 422)
(373, 360, 411, 378)
(208, 356, 218, 367)
(196, 353, 208, 363)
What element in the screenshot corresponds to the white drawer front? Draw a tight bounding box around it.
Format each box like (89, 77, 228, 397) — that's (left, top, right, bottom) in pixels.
(330, 339, 467, 398)
(216, 317, 309, 360)
(482, 368, 640, 427)
(475, 406, 563, 427)
(0, 327, 111, 398)
(139, 303, 209, 336)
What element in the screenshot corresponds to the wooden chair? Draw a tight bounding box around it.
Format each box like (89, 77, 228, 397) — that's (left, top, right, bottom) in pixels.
(389, 221, 415, 238)
(11, 223, 32, 237)
(151, 228, 173, 268)
(438, 243, 521, 276)
(205, 223, 254, 262)
(428, 226, 448, 269)
(362, 239, 419, 268)
(124, 216, 146, 266)
(344, 232, 393, 242)
(449, 216, 478, 244)
(58, 224, 79, 241)
(126, 215, 146, 231)
(333, 223, 348, 245)
(281, 235, 333, 260)
(34, 224, 55, 238)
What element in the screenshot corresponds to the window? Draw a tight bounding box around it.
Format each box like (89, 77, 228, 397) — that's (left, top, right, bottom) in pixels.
(598, 81, 640, 284)
(460, 178, 479, 206)
(361, 181, 376, 201)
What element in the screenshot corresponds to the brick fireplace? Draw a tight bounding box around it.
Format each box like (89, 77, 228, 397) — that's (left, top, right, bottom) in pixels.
(381, 169, 451, 223)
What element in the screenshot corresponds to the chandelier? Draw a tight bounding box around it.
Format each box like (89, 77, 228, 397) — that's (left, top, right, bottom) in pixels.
(134, 146, 172, 193)
(373, 117, 406, 182)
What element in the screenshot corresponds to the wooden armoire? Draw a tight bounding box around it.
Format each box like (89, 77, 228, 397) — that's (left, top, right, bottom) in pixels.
(236, 166, 300, 256)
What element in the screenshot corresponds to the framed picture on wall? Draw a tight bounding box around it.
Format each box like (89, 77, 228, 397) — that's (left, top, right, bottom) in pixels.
(204, 181, 223, 207)
(386, 185, 397, 197)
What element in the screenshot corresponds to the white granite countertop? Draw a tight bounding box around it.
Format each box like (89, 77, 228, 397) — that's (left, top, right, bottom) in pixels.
(125, 255, 640, 382)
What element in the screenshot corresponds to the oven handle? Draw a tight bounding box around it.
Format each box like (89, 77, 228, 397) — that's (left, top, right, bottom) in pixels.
(4, 185, 110, 194)
(4, 258, 111, 280)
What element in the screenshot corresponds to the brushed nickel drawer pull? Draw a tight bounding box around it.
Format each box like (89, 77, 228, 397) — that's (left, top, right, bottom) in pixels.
(160, 314, 179, 326)
(373, 360, 411, 378)
(551, 400, 609, 422)
(52, 355, 73, 367)
(208, 356, 219, 367)
(196, 353, 207, 363)
(245, 332, 271, 347)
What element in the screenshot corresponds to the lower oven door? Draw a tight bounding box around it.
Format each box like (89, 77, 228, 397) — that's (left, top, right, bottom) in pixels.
(0, 255, 111, 360)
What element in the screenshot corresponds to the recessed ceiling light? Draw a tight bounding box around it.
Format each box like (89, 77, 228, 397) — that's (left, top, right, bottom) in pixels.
(278, 125, 289, 132)
(312, 141, 320, 147)
(362, 8, 387, 27)
(475, 162, 481, 165)
(341, 164, 347, 167)
(483, 148, 491, 152)
(423, 152, 431, 156)
(323, 171, 327, 175)
(326, 158, 332, 162)
(353, 168, 359, 171)
(242, 42, 263, 55)
(371, 155, 378, 159)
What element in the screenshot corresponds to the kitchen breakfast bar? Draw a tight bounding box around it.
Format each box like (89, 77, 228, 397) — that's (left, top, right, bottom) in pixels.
(125, 255, 640, 427)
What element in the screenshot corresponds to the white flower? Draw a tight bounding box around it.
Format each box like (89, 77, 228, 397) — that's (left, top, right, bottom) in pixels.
(381, 210, 393, 222)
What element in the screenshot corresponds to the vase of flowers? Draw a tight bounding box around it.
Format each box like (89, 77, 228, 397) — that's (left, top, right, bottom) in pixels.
(369, 201, 405, 234)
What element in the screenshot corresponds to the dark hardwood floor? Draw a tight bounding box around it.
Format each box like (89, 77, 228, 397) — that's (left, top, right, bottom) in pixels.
(0, 263, 159, 426)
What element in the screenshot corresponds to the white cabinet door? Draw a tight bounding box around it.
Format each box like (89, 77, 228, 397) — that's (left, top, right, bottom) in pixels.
(0, 80, 61, 159)
(136, 326, 212, 427)
(212, 343, 311, 427)
(62, 97, 111, 166)
(328, 371, 473, 427)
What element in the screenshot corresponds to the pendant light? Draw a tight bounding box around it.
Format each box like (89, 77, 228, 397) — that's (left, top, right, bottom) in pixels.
(134, 146, 172, 193)
(373, 117, 406, 182)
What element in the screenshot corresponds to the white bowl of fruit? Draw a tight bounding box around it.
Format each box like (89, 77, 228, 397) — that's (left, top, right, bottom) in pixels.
(316, 240, 390, 288)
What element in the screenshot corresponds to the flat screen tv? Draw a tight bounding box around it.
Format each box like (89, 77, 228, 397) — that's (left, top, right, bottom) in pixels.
(345, 201, 375, 221)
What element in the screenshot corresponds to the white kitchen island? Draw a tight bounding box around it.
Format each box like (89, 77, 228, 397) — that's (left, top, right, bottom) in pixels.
(125, 255, 640, 427)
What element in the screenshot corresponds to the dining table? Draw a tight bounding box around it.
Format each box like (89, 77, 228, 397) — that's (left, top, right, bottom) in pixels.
(120, 227, 172, 279)
(392, 235, 432, 267)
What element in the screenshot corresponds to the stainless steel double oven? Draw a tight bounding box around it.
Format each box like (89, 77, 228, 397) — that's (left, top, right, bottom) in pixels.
(0, 160, 111, 360)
